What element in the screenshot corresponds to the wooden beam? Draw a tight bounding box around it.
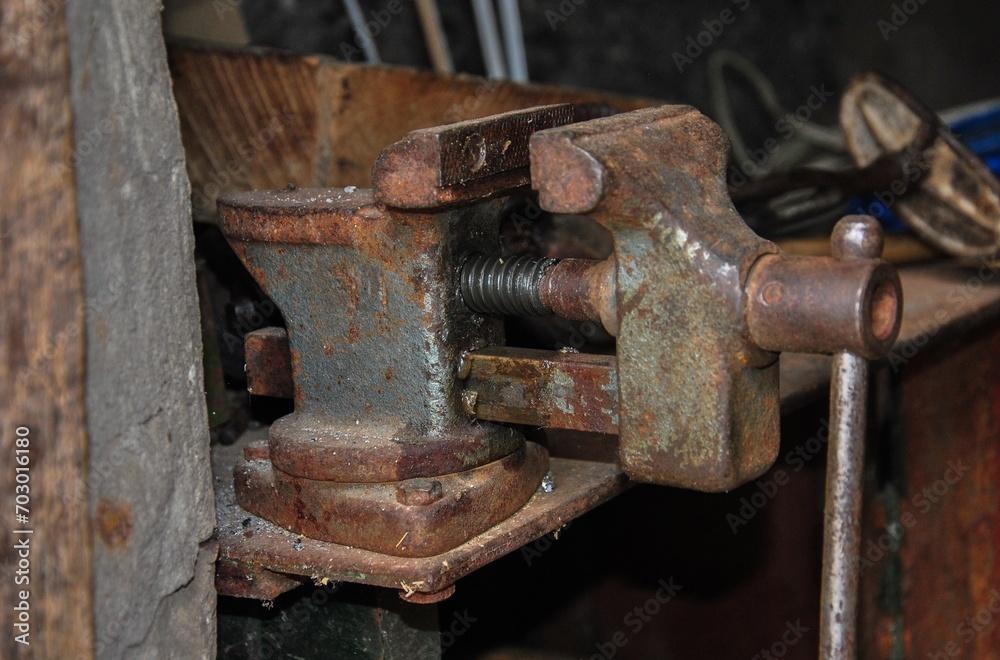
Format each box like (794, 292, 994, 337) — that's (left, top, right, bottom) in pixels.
(0, 1, 95, 656)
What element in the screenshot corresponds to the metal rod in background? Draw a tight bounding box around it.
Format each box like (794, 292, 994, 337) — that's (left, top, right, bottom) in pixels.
(471, 0, 507, 79)
(343, 0, 381, 63)
(819, 216, 885, 659)
(415, 0, 454, 74)
(497, 0, 528, 82)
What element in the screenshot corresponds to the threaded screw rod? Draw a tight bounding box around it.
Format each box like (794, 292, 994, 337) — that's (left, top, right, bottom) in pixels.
(460, 254, 558, 317)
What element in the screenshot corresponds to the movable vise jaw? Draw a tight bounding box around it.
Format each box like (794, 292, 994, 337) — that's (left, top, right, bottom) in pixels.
(218, 104, 901, 560)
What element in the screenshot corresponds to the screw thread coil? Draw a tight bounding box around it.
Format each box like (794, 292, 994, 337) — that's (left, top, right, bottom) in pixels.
(460, 254, 558, 316)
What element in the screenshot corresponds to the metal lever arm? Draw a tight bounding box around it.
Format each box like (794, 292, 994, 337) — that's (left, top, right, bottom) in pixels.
(820, 216, 891, 659)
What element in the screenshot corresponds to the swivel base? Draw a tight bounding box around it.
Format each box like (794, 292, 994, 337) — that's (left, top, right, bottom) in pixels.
(234, 440, 549, 557)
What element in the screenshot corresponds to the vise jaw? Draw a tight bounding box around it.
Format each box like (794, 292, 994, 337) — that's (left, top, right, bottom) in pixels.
(219, 104, 901, 560)
(527, 106, 899, 489)
(529, 106, 782, 490)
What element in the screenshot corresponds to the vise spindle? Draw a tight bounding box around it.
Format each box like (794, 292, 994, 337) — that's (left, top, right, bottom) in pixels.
(218, 105, 902, 569)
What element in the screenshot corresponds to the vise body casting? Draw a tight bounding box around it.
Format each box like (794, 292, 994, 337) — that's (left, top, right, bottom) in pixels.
(218, 103, 901, 560)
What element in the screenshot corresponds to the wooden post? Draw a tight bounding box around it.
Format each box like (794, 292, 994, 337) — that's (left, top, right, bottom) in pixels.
(0, 1, 95, 656)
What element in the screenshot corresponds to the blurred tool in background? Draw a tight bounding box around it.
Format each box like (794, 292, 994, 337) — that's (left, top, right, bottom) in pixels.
(712, 51, 1000, 265)
(415, 0, 454, 74)
(343, 0, 381, 63)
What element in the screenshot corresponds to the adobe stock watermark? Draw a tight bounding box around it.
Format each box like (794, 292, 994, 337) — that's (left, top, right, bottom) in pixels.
(672, 0, 752, 73)
(521, 522, 571, 566)
(213, 0, 242, 20)
(750, 620, 810, 660)
(878, 0, 933, 41)
(239, 582, 341, 660)
(10, 0, 59, 53)
(440, 608, 477, 653)
(851, 137, 941, 221)
(545, 0, 588, 31)
(54, 102, 130, 179)
(16, 274, 125, 389)
(728, 83, 836, 187)
(727, 419, 830, 534)
(859, 458, 970, 575)
(442, 80, 502, 125)
(586, 578, 682, 660)
(12, 426, 33, 647)
(929, 590, 1000, 659)
(222, 298, 277, 354)
(886, 258, 1000, 372)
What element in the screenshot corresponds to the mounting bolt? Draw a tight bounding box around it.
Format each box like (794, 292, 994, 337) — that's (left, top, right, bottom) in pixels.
(399, 584, 456, 603)
(395, 478, 443, 506)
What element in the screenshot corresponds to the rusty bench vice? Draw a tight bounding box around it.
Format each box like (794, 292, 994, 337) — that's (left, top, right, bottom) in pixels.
(218, 105, 901, 640)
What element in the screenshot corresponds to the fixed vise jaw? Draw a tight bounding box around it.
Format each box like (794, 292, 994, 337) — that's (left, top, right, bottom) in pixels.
(220, 188, 548, 558)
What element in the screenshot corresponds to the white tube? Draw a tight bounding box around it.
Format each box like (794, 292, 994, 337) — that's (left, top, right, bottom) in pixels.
(343, 0, 381, 63)
(472, 0, 507, 79)
(498, 0, 528, 82)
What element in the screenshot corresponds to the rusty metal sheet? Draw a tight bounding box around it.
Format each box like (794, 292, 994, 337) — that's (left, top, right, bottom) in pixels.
(438, 105, 574, 186)
(861, 322, 1000, 657)
(216, 557, 306, 600)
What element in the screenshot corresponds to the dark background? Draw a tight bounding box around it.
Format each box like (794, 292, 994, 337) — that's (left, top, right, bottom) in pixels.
(240, 0, 1000, 150)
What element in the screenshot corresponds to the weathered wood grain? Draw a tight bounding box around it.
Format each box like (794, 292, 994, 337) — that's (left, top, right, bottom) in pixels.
(0, 1, 95, 657)
(66, 2, 217, 658)
(168, 43, 656, 221)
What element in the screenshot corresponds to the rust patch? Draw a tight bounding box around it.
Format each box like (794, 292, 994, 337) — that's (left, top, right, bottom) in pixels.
(95, 498, 132, 548)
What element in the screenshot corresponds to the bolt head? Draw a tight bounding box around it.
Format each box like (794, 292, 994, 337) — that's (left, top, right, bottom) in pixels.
(399, 584, 456, 603)
(395, 478, 443, 506)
